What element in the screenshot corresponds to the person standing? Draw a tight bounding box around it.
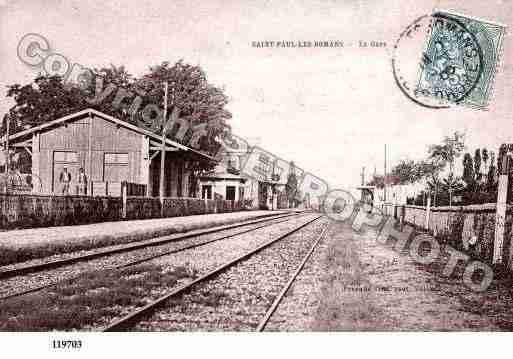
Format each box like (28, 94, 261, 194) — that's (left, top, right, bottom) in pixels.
(59, 167, 71, 195)
(77, 167, 87, 195)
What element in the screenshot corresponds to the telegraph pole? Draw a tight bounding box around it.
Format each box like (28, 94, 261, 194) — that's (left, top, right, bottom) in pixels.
(4, 115, 10, 176)
(159, 82, 169, 212)
(361, 166, 365, 186)
(270, 160, 276, 211)
(494, 153, 510, 265)
(384, 144, 387, 204)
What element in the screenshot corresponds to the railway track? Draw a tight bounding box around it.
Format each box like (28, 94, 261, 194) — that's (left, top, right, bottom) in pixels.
(256, 222, 329, 331)
(0, 212, 301, 280)
(0, 212, 306, 300)
(103, 215, 328, 331)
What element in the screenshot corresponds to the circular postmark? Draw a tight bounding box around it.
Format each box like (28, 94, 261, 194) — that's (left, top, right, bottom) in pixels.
(392, 13, 484, 108)
(322, 189, 356, 222)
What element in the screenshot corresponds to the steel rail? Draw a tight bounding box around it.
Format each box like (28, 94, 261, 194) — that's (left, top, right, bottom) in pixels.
(256, 222, 330, 331)
(0, 212, 301, 280)
(0, 213, 305, 301)
(102, 214, 323, 332)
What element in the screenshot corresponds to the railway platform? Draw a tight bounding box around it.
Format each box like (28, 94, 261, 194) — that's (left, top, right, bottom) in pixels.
(0, 210, 292, 266)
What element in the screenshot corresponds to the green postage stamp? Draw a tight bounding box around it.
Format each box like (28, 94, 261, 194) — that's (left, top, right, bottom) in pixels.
(416, 10, 506, 110)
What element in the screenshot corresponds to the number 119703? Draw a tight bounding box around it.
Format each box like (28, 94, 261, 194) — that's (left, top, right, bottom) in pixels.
(52, 340, 82, 349)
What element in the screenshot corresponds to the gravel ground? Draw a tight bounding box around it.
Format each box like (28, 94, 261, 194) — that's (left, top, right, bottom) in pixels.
(347, 224, 513, 331)
(89, 213, 322, 330)
(133, 215, 328, 331)
(0, 214, 301, 299)
(263, 223, 330, 331)
(264, 219, 513, 331)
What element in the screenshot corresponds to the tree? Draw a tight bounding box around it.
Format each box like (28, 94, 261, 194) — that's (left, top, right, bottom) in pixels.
(441, 173, 464, 193)
(4, 61, 231, 176)
(482, 148, 489, 175)
(1, 113, 26, 173)
(458, 147, 499, 205)
(416, 159, 445, 206)
(427, 131, 465, 206)
(135, 61, 232, 197)
(390, 159, 422, 184)
(428, 131, 465, 175)
(474, 148, 482, 186)
(5, 65, 140, 133)
(91, 64, 138, 121)
(135, 61, 231, 156)
(486, 151, 497, 192)
(6, 75, 90, 131)
(462, 153, 475, 190)
(285, 161, 299, 208)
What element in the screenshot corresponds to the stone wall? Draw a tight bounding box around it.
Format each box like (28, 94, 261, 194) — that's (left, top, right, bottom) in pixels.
(399, 203, 513, 265)
(0, 194, 250, 230)
(0, 194, 122, 229)
(403, 205, 427, 228)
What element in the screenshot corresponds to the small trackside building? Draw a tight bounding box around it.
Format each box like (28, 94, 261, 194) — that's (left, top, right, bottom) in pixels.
(198, 165, 247, 201)
(2, 108, 214, 196)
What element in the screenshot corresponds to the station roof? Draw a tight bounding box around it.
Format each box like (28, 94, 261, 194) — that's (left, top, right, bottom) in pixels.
(356, 186, 376, 190)
(0, 108, 216, 163)
(199, 165, 247, 182)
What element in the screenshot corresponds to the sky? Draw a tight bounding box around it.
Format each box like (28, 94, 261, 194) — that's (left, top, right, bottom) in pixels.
(0, 0, 512, 191)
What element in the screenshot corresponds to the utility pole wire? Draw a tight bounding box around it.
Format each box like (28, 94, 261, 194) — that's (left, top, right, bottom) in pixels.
(5, 116, 10, 176)
(159, 82, 169, 213)
(384, 144, 387, 204)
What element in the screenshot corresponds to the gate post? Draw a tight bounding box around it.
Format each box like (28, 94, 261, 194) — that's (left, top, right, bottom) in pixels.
(121, 181, 127, 219)
(494, 157, 509, 265)
(425, 195, 431, 231)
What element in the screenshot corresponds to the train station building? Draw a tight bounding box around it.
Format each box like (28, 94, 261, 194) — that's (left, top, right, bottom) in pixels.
(199, 145, 288, 209)
(1, 108, 214, 196)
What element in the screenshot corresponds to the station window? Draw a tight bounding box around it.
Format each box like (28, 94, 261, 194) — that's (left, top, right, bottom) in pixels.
(54, 151, 78, 163)
(104, 153, 129, 165)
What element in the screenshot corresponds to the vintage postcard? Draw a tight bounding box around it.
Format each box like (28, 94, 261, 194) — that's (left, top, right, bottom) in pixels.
(0, 0, 512, 357)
